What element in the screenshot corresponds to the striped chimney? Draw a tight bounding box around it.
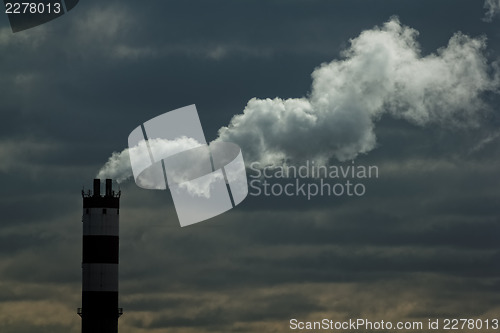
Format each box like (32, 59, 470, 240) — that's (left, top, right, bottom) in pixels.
(78, 179, 122, 333)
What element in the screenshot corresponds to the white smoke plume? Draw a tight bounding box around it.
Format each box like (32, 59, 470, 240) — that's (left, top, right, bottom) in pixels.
(97, 136, 203, 184)
(97, 149, 132, 183)
(216, 17, 499, 165)
(484, 0, 500, 22)
(97, 17, 499, 182)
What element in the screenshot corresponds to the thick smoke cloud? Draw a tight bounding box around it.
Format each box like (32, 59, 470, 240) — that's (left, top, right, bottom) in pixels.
(97, 149, 132, 183)
(484, 0, 500, 21)
(216, 18, 499, 165)
(98, 18, 499, 181)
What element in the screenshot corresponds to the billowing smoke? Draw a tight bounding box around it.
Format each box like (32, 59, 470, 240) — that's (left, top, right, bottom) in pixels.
(216, 17, 499, 165)
(484, 0, 500, 22)
(97, 150, 131, 183)
(97, 137, 203, 184)
(97, 17, 499, 182)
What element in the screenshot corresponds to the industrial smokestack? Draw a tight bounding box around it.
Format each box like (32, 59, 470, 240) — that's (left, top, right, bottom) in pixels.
(106, 179, 113, 197)
(78, 179, 122, 333)
(93, 179, 100, 197)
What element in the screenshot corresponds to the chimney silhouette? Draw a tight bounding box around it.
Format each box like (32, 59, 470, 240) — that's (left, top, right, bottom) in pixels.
(78, 179, 122, 332)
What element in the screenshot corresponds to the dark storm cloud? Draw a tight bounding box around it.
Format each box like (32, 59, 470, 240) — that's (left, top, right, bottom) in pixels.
(128, 291, 324, 330)
(112, 155, 500, 293)
(0, 1, 500, 332)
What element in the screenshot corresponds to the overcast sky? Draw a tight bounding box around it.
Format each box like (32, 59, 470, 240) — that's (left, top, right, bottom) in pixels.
(1, 1, 500, 332)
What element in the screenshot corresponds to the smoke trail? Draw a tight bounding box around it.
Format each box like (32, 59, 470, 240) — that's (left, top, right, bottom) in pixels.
(215, 17, 499, 165)
(97, 17, 499, 182)
(484, 0, 500, 22)
(97, 137, 202, 183)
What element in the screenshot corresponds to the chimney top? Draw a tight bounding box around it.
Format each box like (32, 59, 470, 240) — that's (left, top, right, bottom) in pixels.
(93, 179, 100, 197)
(105, 179, 112, 197)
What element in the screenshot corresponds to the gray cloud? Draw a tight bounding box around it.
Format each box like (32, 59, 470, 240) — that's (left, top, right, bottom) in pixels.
(0, 2, 500, 333)
(484, 0, 500, 21)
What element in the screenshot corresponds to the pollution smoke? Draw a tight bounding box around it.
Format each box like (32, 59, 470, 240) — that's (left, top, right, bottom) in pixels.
(97, 17, 499, 182)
